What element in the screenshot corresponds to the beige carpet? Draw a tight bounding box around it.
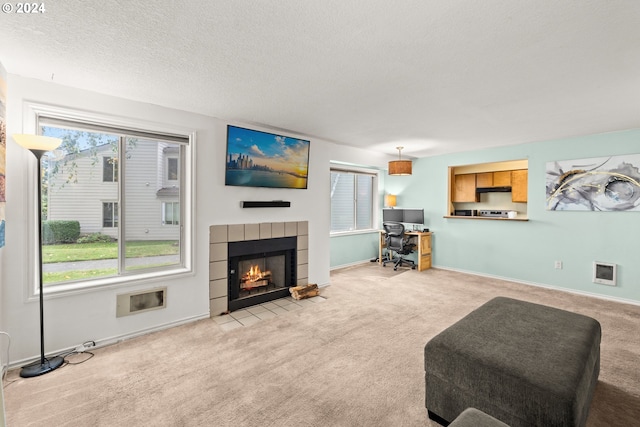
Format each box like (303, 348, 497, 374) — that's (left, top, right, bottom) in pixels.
(3, 265, 640, 426)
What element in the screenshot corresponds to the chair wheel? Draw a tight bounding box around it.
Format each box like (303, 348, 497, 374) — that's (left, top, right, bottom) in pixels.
(412, 266, 416, 270)
(394, 267, 398, 271)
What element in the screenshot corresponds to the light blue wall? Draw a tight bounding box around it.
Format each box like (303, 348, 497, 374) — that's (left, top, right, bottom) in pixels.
(330, 232, 380, 269)
(329, 160, 389, 269)
(386, 128, 640, 304)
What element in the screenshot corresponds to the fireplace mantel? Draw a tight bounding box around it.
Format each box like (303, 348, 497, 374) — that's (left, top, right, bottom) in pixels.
(209, 221, 309, 316)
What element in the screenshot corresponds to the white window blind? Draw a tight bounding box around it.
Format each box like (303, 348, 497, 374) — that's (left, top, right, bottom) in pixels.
(330, 170, 374, 232)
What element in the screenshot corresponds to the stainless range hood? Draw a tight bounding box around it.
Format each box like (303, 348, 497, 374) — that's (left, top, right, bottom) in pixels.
(476, 186, 512, 193)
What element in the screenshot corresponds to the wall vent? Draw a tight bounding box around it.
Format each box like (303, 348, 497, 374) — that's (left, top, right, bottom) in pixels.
(593, 262, 617, 286)
(116, 287, 167, 317)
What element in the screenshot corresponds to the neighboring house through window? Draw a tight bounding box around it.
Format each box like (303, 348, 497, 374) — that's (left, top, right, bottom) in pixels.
(28, 103, 193, 293)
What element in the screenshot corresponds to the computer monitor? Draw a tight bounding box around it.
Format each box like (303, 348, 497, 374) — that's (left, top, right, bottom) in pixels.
(382, 208, 403, 222)
(403, 208, 424, 225)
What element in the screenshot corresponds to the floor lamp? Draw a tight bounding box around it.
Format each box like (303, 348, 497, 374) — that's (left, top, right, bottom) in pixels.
(14, 134, 64, 378)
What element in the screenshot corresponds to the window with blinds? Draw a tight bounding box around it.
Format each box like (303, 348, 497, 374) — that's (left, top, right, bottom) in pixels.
(330, 169, 375, 232)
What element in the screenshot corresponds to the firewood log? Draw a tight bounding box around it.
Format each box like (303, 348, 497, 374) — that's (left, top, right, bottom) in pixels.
(289, 284, 319, 300)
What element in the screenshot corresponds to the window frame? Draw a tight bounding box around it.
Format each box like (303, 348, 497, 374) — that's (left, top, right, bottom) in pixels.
(330, 165, 379, 236)
(167, 157, 178, 182)
(22, 102, 196, 298)
(102, 201, 119, 228)
(102, 156, 118, 182)
(162, 201, 180, 226)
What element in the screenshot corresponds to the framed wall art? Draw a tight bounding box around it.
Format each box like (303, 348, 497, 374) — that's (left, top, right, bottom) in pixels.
(546, 154, 640, 211)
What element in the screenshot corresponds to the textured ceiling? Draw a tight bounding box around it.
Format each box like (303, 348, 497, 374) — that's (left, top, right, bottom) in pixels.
(1, 0, 639, 158)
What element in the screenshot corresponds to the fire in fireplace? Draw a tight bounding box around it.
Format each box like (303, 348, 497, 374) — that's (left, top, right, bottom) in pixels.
(228, 237, 296, 311)
(241, 264, 271, 289)
(237, 254, 284, 297)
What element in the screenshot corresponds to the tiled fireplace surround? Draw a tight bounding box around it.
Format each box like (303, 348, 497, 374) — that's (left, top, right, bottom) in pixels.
(209, 221, 309, 316)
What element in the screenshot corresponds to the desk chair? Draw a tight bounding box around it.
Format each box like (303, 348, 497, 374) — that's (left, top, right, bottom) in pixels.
(382, 221, 416, 270)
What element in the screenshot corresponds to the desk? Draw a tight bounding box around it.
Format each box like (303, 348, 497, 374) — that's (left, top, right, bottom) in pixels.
(378, 230, 432, 271)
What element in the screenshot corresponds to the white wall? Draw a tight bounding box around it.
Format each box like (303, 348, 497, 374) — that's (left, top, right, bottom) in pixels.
(0, 75, 387, 363)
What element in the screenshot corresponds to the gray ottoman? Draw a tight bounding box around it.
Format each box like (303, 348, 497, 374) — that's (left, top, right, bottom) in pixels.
(424, 297, 601, 427)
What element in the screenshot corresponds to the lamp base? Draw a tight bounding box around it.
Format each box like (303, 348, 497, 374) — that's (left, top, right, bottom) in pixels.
(19, 356, 64, 378)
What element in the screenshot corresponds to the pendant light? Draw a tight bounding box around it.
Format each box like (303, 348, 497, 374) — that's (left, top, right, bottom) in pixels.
(388, 146, 412, 176)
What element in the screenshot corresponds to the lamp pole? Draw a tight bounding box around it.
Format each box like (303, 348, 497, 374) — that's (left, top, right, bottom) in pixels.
(14, 135, 64, 377)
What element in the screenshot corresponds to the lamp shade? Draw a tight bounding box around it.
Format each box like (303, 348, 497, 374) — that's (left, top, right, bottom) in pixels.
(388, 146, 412, 176)
(388, 160, 412, 176)
(384, 194, 397, 207)
(13, 134, 62, 152)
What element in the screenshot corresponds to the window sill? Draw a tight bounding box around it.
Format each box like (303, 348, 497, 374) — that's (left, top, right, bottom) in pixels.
(330, 229, 379, 237)
(38, 266, 192, 300)
(443, 215, 529, 221)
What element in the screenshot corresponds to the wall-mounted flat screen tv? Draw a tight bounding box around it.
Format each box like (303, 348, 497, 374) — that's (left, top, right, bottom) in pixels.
(225, 125, 310, 189)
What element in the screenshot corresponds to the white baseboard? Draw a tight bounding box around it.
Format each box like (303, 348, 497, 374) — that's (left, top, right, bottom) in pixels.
(330, 259, 373, 271)
(434, 265, 640, 307)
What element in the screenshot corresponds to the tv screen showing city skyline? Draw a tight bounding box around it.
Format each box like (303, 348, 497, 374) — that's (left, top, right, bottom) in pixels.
(225, 125, 310, 189)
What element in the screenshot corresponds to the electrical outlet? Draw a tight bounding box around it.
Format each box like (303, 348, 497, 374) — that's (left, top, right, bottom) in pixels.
(554, 261, 563, 269)
(75, 340, 96, 353)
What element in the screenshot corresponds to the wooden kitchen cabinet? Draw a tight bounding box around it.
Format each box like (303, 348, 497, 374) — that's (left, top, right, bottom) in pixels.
(476, 171, 511, 188)
(511, 170, 528, 202)
(493, 171, 511, 186)
(448, 160, 529, 219)
(453, 174, 478, 202)
(476, 171, 512, 187)
(476, 172, 493, 188)
(476, 172, 493, 187)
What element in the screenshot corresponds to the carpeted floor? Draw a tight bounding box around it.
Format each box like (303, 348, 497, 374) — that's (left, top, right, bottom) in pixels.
(3, 264, 640, 426)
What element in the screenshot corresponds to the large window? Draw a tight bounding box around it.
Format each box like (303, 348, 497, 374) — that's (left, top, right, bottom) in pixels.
(31, 108, 192, 291)
(330, 169, 375, 233)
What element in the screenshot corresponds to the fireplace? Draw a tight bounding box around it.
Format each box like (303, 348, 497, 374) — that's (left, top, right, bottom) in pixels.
(209, 221, 309, 317)
(228, 236, 297, 311)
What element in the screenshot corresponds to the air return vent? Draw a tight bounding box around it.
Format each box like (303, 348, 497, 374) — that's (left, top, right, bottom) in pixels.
(116, 287, 167, 317)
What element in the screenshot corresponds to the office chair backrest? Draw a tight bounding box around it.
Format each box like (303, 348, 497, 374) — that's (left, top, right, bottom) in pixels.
(383, 221, 407, 252)
(383, 221, 404, 237)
